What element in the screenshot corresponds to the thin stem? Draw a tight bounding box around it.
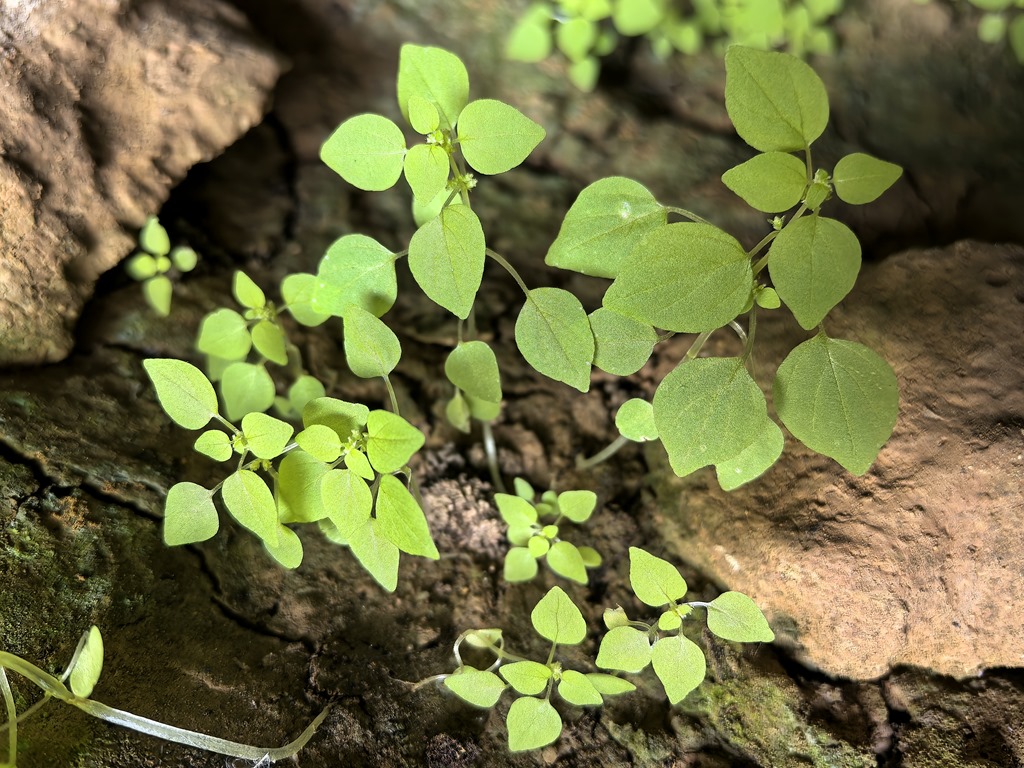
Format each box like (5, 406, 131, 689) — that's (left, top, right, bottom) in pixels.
(576, 434, 630, 471)
(481, 422, 506, 494)
(728, 320, 747, 346)
(1, 668, 16, 765)
(382, 374, 400, 415)
(213, 414, 240, 435)
(457, 318, 464, 345)
(747, 230, 778, 260)
(545, 642, 558, 667)
(665, 206, 712, 226)
(804, 145, 813, 182)
(744, 309, 757, 360)
(410, 674, 448, 692)
(484, 249, 530, 298)
(686, 330, 713, 360)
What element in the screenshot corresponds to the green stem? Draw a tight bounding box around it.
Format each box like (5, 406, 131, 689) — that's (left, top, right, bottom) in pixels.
(804, 145, 813, 182)
(665, 206, 712, 226)
(747, 230, 779, 261)
(686, 330, 713, 360)
(481, 421, 507, 494)
(576, 434, 630, 471)
(1, 668, 16, 765)
(545, 641, 558, 667)
(383, 374, 400, 415)
(484, 249, 530, 298)
(213, 414, 240, 435)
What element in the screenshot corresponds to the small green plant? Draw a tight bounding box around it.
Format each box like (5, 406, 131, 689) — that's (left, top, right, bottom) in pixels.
(0, 627, 327, 766)
(499, 478, 603, 584)
(507, 0, 844, 91)
(124, 215, 199, 316)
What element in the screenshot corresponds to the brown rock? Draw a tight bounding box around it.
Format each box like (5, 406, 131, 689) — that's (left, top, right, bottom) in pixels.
(0, 0, 281, 365)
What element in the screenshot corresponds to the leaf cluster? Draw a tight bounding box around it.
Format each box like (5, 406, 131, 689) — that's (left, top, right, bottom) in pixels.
(124, 216, 198, 316)
(963, 0, 1024, 63)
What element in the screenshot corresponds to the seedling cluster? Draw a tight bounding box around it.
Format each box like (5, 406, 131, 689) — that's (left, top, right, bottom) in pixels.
(124, 215, 198, 316)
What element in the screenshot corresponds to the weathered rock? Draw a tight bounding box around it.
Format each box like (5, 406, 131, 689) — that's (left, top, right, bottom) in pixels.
(653, 241, 1024, 680)
(0, 0, 281, 365)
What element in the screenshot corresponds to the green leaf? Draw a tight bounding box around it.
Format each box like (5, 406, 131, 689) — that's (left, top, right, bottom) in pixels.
(557, 490, 596, 523)
(345, 448, 375, 481)
(465, 393, 501, 421)
(977, 12, 1007, 42)
(755, 286, 781, 310)
(531, 586, 587, 645)
(196, 309, 251, 361)
(629, 547, 687, 607)
(408, 94, 440, 134)
(588, 307, 658, 376)
(263, 525, 303, 569)
(412, 183, 463, 228)
(220, 362, 276, 421)
(296, 424, 342, 463)
(587, 673, 636, 696)
(348, 517, 401, 592)
(768, 215, 861, 330)
(240, 412, 294, 459)
(457, 99, 545, 175)
(233, 271, 266, 310)
(143, 358, 219, 430)
(658, 610, 683, 631)
(288, 375, 326, 415)
(281, 273, 329, 327)
(193, 429, 232, 462)
(651, 635, 706, 705)
(69, 626, 104, 698)
(506, 4, 553, 62)
(163, 482, 219, 545)
(314, 235, 398, 318)
(320, 113, 406, 191)
(125, 253, 157, 280)
(276, 451, 329, 524)
(444, 667, 507, 708)
(143, 275, 173, 316)
(445, 341, 502, 404)
(139, 215, 170, 256)
(715, 417, 784, 491)
(568, 56, 600, 92)
(505, 546, 540, 582)
(613, 0, 665, 35)
(558, 670, 603, 706)
(604, 223, 753, 334)
(545, 177, 666, 278)
(365, 410, 425, 474)
(408, 205, 485, 319)
(222, 470, 278, 544)
(514, 477, 535, 501)
(251, 320, 288, 366)
(342, 306, 401, 378)
(528, 536, 550, 558)
(321, 468, 372, 541)
(397, 44, 469, 131)
(724, 46, 829, 152)
(546, 540, 588, 584)
(516, 287, 594, 392)
(578, 546, 602, 568)
(556, 16, 597, 61)
(303, 397, 370, 440)
(615, 398, 658, 442)
(170, 246, 198, 272)
(595, 626, 652, 673)
(499, 661, 552, 696)
(446, 391, 472, 432)
(404, 143, 450, 202)
(653, 357, 767, 477)
(507, 697, 562, 752)
(832, 152, 903, 205)
(722, 151, 808, 212)
(773, 334, 898, 474)
(496, 493, 538, 528)
(706, 592, 775, 642)
(375, 474, 439, 559)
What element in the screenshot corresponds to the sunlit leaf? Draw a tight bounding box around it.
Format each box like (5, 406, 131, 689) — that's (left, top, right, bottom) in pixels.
(629, 547, 686, 607)
(222, 470, 278, 544)
(220, 362, 276, 421)
(163, 482, 219, 545)
(69, 626, 104, 698)
(397, 44, 469, 130)
(408, 205, 485, 319)
(706, 592, 775, 642)
(375, 474, 438, 559)
(499, 661, 551, 696)
(365, 410, 424, 474)
(343, 306, 401, 378)
(651, 635, 706, 705)
(320, 113, 407, 191)
(531, 586, 586, 645)
(457, 99, 545, 175)
(722, 151, 807, 212)
(506, 697, 561, 752)
(143, 358, 219, 430)
(444, 667, 507, 708)
(595, 626, 651, 673)
(832, 152, 903, 205)
(516, 288, 594, 392)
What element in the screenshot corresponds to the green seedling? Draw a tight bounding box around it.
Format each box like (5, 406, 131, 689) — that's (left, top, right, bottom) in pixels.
(124, 215, 199, 316)
(499, 478, 603, 584)
(0, 627, 328, 766)
(423, 586, 635, 752)
(596, 548, 774, 704)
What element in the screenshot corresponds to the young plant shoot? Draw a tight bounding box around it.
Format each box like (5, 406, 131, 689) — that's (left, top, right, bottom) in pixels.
(124, 215, 199, 316)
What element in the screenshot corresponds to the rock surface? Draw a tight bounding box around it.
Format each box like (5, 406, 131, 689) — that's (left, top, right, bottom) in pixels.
(0, 0, 281, 365)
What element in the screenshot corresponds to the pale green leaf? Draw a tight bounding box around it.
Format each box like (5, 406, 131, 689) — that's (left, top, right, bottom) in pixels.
(281, 273, 329, 327)
(251, 320, 288, 366)
(629, 546, 687, 607)
(143, 358, 219, 430)
(343, 306, 401, 378)
(578, 546, 602, 568)
(220, 362, 276, 421)
(506, 697, 561, 752)
(170, 246, 198, 272)
(556, 16, 597, 62)
(143, 275, 173, 316)
(288, 375, 326, 415)
(348, 518, 401, 592)
(196, 309, 251, 361)
(832, 152, 903, 205)
(408, 94, 440, 134)
(404, 143, 450, 202)
(651, 635, 706, 705)
(408, 205, 485, 319)
(318, 516, 347, 545)
(715, 417, 784, 491)
(296, 424, 342, 463)
(314, 234, 398, 318)
(69, 626, 104, 698)
(531, 586, 587, 645)
(457, 99, 545, 175)
(397, 44, 469, 130)
(514, 477, 535, 501)
(445, 341, 502, 404)
(276, 451, 329, 524)
(375, 474, 438, 559)
(603, 606, 630, 630)
(499, 661, 551, 696)
(263, 525, 303, 569)
(321, 113, 406, 191)
(139, 215, 170, 256)
(345, 448, 375, 481)
(755, 286, 781, 309)
(125, 253, 157, 280)
(163, 482, 219, 545)
(222, 469, 278, 543)
(604, 223, 753, 333)
(546, 540, 588, 584)
(706, 592, 775, 642)
(443, 667, 507, 708)
(303, 396, 370, 439)
(558, 670, 603, 706)
(528, 536, 550, 558)
(567, 56, 600, 92)
(193, 429, 232, 462)
(773, 334, 898, 474)
(588, 307, 658, 376)
(516, 287, 594, 392)
(658, 610, 683, 631)
(724, 46, 829, 152)
(615, 398, 658, 442)
(769, 214, 861, 330)
(495, 493, 538, 528)
(321, 468, 372, 541)
(233, 271, 266, 310)
(446, 391, 472, 432)
(978, 12, 1007, 42)
(412, 184, 462, 228)
(722, 151, 808, 212)
(545, 177, 666, 278)
(595, 626, 651, 673)
(504, 546, 539, 582)
(556, 490, 596, 523)
(365, 410, 425, 474)
(239, 412, 293, 459)
(465, 393, 501, 421)
(613, 0, 665, 35)
(506, 4, 553, 62)
(653, 357, 767, 476)
(586, 673, 635, 696)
